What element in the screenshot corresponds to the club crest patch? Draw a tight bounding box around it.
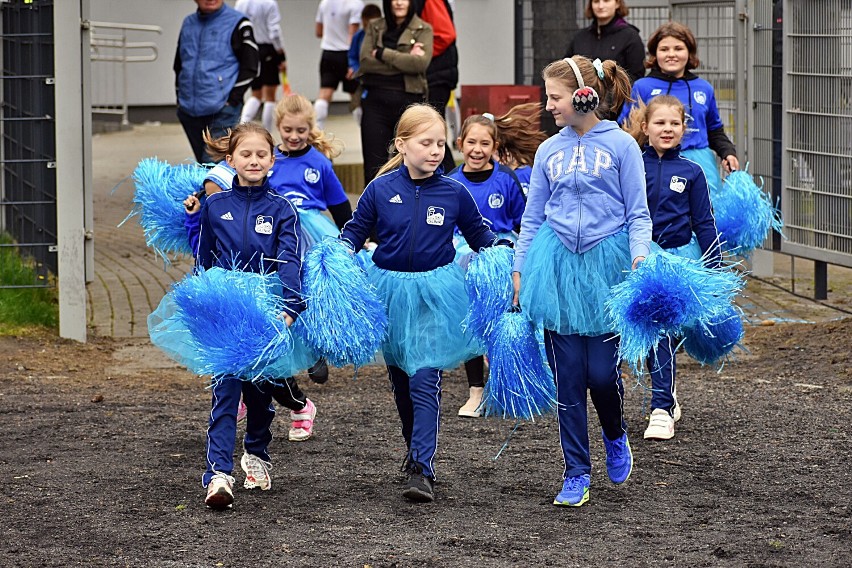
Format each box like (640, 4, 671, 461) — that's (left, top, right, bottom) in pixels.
(669, 176, 687, 193)
(426, 206, 445, 226)
(693, 91, 707, 105)
(304, 168, 320, 184)
(488, 193, 505, 208)
(255, 215, 273, 234)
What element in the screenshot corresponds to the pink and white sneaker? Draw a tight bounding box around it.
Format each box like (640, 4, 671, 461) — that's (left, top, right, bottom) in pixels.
(288, 398, 316, 442)
(237, 399, 248, 423)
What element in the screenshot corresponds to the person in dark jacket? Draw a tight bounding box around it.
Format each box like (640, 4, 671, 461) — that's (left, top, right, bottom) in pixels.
(340, 104, 511, 503)
(415, 0, 460, 173)
(623, 95, 722, 442)
(565, 0, 645, 119)
(174, 0, 260, 163)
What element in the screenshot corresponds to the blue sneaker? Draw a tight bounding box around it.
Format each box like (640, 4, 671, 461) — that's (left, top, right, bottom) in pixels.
(553, 474, 590, 507)
(602, 430, 633, 484)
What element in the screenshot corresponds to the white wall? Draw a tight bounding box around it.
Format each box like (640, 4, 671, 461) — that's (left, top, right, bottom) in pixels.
(88, 0, 515, 108)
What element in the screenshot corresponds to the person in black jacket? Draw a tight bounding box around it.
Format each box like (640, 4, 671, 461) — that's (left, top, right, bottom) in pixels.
(565, 0, 645, 119)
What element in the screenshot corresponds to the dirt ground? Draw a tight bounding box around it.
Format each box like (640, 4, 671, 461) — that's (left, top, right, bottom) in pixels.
(1, 317, 850, 567)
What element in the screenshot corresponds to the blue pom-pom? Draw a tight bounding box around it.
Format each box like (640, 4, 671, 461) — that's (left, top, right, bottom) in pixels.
(296, 238, 388, 368)
(122, 158, 207, 262)
(464, 246, 514, 340)
(606, 251, 744, 371)
(683, 304, 745, 365)
(481, 311, 556, 420)
(169, 267, 299, 381)
(715, 168, 784, 257)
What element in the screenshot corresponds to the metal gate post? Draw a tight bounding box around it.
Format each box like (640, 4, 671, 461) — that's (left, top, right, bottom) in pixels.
(54, 0, 90, 341)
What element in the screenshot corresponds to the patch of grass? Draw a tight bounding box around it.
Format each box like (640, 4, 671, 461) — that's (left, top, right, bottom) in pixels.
(0, 234, 58, 334)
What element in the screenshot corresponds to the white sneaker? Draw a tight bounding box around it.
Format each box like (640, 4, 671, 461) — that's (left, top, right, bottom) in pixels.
(205, 473, 235, 509)
(644, 408, 675, 440)
(240, 453, 272, 490)
(458, 386, 484, 417)
(288, 398, 316, 442)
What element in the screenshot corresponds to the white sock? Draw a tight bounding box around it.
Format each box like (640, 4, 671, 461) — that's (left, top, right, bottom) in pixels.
(241, 96, 261, 123)
(352, 106, 363, 126)
(261, 102, 276, 132)
(314, 98, 329, 130)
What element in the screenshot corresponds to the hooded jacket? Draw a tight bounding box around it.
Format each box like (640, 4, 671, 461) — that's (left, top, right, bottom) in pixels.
(642, 145, 721, 267)
(514, 120, 652, 272)
(566, 17, 646, 84)
(619, 69, 737, 159)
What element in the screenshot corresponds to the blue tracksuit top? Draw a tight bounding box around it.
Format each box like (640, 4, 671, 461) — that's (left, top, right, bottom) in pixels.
(446, 162, 526, 233)
(176, 4, 244, 117)
(618, 70, 724, 151)
(643, 145, 721, 267)
(196, 178, 305, 318)
(514, 120, 652, 272)
(340, 165, 500, 272)
(267, 146, 349, 211)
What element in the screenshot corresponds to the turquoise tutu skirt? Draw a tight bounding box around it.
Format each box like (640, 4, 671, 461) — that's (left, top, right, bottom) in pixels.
(453, 231, 517, 271)
(148, 288, 317, 381)
(519, 222, 632, 336)
(682, 147, 722, 193)
(299, 208, 374, 269)
(665, 234, 703, 261)
(368, 263, 483, 375)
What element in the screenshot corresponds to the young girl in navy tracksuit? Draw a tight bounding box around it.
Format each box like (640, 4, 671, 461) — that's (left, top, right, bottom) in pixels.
(618, 21, 739, 192)
(624, 95, 721, 440)
(513, 56, 652, 507)
(340, 103, 509, 503)
(192, 122, 306, 510)
(445, 102, 545, 417)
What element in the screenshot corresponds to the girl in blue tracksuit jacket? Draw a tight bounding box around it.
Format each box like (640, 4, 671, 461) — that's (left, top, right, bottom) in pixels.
(340, 104, 509, 503)
(618, 21, 739, 192)
(190, 123, 308, 509)
(445, 104, 545, 417)
(513, 56, 652, 508)
(625, 95, 722, 441)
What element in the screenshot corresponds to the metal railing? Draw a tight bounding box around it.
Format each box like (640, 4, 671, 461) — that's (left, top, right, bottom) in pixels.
(87, 20, 161, 126)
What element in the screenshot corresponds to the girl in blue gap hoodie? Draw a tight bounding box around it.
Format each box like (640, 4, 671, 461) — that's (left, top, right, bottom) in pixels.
(340, 103, 509, 503)
(618, 21, 739, 192)
(512, 56, 652, 508)
(624, 95, 722, 441)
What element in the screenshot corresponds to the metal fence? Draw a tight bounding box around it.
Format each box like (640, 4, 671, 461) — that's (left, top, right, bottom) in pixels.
(0, 0, 57, 288)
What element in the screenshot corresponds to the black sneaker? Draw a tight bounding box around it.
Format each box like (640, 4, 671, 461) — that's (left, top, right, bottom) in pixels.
(403, 471, 435, 503)
(307, 358, 329, 384)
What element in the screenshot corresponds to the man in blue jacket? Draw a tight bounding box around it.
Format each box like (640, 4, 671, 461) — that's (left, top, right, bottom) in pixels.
(174, 0, 260, 163)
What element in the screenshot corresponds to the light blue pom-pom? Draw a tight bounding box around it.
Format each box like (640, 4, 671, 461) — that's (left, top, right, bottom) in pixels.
(481, 311, 556, 420)
(296, 238, 388, 368)
(170, 267, 295, 381)
(683, 304, 745, 366)
(715, 167, 784, 257)
(121, 158, 207, 262)
(464, 246, 514, 340)
(606, 251, 744, 371)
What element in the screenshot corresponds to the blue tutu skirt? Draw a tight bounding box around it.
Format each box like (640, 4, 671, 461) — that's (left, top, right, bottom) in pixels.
(519, 222, 632, 336)
(682, 147, 722, 193)
(298, 208, 340, 256)
(453, 231, 517, 271)
(665, 234, 703, 261)
(148, 290, 317, 381)
(368, 263, 483, 375)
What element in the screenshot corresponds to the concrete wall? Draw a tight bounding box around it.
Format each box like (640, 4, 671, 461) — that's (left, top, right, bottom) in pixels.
(88, 0, 515, 109)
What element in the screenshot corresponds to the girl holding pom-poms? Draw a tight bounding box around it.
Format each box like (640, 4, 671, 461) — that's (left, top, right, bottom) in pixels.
(179, 122, 307, 510)
(339, 103, 512, 503)
(624, 95, 722, 440)
(513, 56, 652, 507)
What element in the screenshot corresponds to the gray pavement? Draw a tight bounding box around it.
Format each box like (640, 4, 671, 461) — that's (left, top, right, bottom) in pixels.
(91, 117, 851, 339)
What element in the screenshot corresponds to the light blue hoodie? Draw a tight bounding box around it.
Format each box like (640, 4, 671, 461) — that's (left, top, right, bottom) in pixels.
(513, 120, 652, 272)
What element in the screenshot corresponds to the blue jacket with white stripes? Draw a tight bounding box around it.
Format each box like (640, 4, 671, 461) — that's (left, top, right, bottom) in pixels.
(643, 145, 721, 267)
(340, 165, 503, 272)
(197, 178, 305, 318)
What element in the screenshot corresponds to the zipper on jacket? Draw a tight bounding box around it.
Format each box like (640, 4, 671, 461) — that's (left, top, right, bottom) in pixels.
(574, 141, 583, 246)
(408, 187, 421, 271)
(242, 186, 251, 259)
